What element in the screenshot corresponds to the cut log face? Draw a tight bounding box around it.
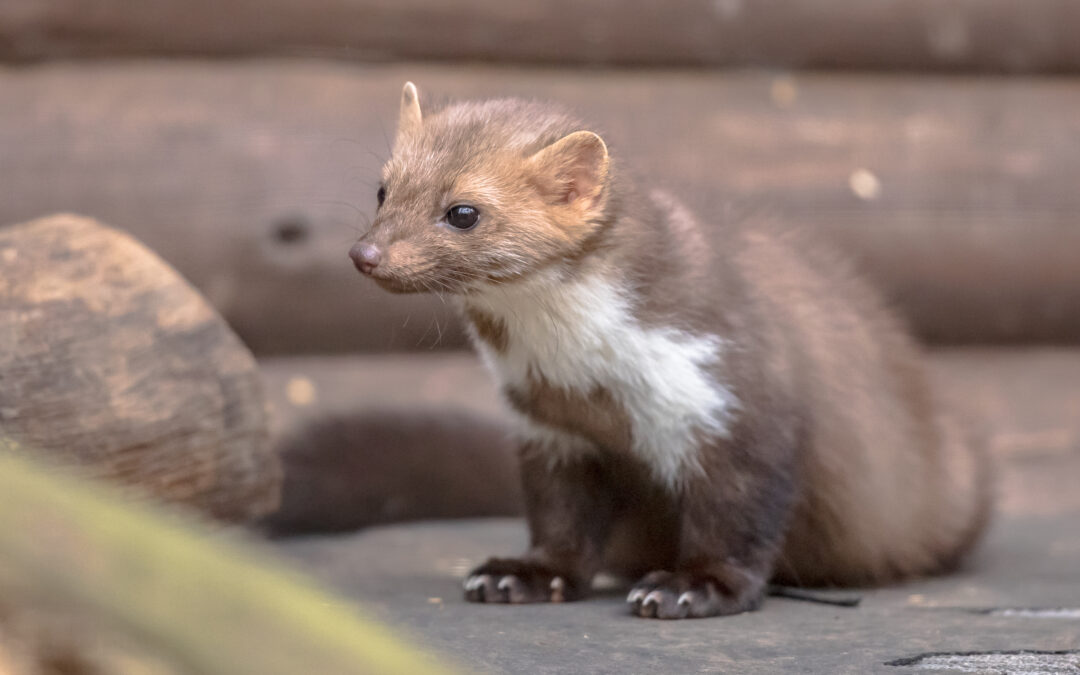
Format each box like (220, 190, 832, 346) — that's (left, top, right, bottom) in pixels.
(0, 214, 280, 522)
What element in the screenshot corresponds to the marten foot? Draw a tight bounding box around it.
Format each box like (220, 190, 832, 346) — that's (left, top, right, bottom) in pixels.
(464, 558, 584, 604)
(627, 570, 761, 619)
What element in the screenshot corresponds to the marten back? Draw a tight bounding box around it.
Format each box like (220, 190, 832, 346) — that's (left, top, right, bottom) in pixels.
(722, 225, 992, 585)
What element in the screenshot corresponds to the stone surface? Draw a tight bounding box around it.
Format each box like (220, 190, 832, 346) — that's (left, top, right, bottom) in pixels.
(268, 347, 1080, 672)
(275, 508, 1080, 674)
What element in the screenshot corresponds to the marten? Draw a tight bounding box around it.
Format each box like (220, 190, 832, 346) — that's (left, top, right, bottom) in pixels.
(349, 82, 992, 619)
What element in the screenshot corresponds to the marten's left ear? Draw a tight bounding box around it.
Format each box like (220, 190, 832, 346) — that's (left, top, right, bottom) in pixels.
(395, 82, 423, 149)
(528, 131, 610, 208)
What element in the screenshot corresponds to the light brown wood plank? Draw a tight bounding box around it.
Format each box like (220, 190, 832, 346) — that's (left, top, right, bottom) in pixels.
(2, 62, 1079, 350)
(2, 0, 1080, 72)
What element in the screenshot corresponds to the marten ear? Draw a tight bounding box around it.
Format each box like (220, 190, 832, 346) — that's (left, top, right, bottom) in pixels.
(395, 82, 423, 148)
(528, 131, 610, 208)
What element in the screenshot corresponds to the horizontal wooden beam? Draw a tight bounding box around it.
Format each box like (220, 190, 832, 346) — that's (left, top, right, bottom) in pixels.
(2, 0, 1080, 72)
(257, 348, 1080, 533)
(2, 62, 1078, 350)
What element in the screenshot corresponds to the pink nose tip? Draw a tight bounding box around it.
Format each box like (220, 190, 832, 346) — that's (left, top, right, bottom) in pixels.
(349, 242, 382, 275)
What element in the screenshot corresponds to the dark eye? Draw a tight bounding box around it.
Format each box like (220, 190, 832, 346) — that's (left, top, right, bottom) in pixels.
(446, 205, 479, 230)
(376, 186, 386, 208)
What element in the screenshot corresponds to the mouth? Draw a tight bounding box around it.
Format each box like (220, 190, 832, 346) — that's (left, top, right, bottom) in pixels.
(362, 270, 458, 295)
(368, 273, 426, 294)
(351, 252, 474, 295)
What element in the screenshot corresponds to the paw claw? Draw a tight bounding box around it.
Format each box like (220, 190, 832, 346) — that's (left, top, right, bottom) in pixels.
(464, 560, 579, 604)
(549, 576, 566, 602)
(463, 574, 499, 602)
(628, 571, 751, 619)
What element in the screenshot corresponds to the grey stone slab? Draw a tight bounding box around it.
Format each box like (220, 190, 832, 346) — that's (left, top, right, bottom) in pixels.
(274, 511, 1080, 674)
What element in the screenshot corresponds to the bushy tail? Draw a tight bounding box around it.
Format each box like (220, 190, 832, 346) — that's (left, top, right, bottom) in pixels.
(936, 409, 995, 571)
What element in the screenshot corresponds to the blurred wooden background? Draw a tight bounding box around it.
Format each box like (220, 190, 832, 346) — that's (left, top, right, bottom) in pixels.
(2, 0, 1079, 534)
(3, 0, 1080, 71)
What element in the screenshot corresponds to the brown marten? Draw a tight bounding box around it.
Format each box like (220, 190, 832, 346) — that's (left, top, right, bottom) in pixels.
(349, 82, 992, 619)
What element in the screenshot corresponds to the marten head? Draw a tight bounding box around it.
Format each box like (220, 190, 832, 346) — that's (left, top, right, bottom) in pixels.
(350, 82, 612, 294)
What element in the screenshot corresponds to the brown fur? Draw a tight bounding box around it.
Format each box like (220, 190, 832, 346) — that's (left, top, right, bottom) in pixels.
(351, 84, 994, 618)
(463, 306, 508, 352)
(505, 380, 634, 453)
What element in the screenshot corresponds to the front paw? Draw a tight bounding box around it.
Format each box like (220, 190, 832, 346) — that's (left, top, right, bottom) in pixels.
(464, 558, 582, 604)
(627, 570, 760, 619)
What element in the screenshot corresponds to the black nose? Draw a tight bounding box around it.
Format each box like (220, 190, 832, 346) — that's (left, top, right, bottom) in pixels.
(349, 242, 382, 275)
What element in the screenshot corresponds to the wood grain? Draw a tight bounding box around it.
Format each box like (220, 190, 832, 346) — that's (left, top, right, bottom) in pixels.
(0, 214, 280, 522)
(2, 62, 1079, 349)
(255, 348, 1080, 533)
(2, 0, 1080, 72)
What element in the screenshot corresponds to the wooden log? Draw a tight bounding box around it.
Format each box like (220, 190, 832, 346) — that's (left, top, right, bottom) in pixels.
(258, 349, 1080, 533)
(2, 63, 1080, 348)
(2, 0, 1080, 72)
(0, 450, 452, 675)
(0, 214, 280, 522)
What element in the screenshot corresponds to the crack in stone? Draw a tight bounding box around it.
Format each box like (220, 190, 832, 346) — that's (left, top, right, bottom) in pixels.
(886, 649, 1080, 673)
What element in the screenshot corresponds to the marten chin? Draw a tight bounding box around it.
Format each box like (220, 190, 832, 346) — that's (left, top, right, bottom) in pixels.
(349, 82, 993, 619)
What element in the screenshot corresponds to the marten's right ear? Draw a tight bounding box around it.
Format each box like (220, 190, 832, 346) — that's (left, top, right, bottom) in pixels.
(395, 82, 423, 148)
(527, 131, 610, 209)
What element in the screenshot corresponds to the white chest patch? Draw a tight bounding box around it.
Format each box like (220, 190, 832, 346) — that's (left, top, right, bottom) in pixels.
(464, 271, 738, 487)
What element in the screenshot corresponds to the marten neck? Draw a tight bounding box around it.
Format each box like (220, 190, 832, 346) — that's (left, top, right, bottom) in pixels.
(464, 180, 728, 329)
(457, 187, 740, 487)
